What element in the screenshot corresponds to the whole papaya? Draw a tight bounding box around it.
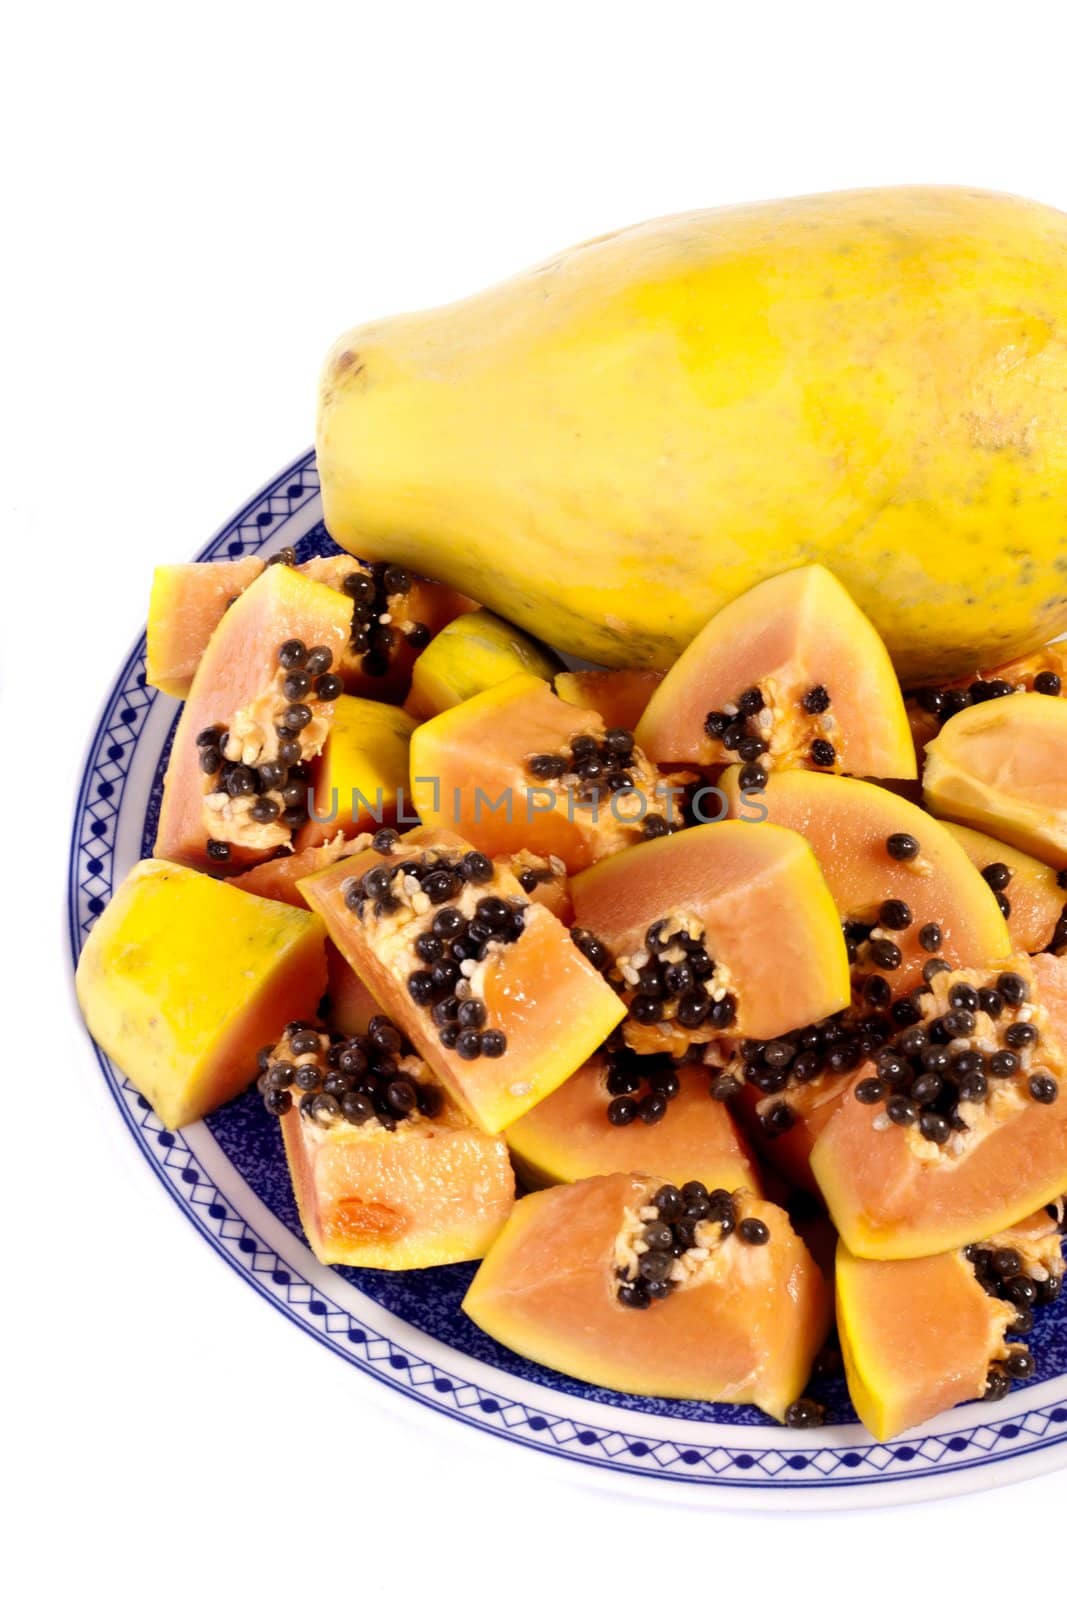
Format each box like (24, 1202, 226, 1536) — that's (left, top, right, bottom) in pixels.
(317, 188, 1067, 682)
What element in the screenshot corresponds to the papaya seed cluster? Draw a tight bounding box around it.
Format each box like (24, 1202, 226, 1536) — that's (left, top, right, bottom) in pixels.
(341, 561, 431, 679)
(257, 1017, 444, 1131)
(915, 666, 1061, 728)
(965, 1216, 1066, 1403)
(614, 1182, 771, 1310)
(525, 726, 673, 840)
(200, 634, 343, 862)
(703, 681, 836, 789)
(343, 837, 525, 1060)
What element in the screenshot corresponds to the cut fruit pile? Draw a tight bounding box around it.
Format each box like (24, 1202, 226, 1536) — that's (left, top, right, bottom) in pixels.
(77, 551, 1067, 1440)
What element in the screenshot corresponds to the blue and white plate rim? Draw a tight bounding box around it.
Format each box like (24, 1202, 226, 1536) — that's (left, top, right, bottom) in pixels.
(66, 445, 1067, 1509)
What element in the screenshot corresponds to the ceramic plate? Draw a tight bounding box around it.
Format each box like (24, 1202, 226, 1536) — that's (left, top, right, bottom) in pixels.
(68, 450, 1067, 1507)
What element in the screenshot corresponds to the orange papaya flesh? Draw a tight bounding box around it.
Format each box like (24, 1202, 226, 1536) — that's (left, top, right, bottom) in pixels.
(146, 555, 266, 697)
(296, 696, 417, 851)
(924, 694, 1067, 870)
(569, 820, 850, 1054)
(462, 1173, 830, 1420)
(942, 821, 1066, 955)
(634, 565, 915, 780)
(410, 673, 676, 873)
(75, 859, 327, 1129)
(497, 849, 572, 922)
(837, 1204, 1064, 1440)
(154, 563, 353, 873)
(723, 768, 1012, 993)
(810, 955, 1067, 1259)
(505, 1052, 761, 1193)
(837, 1245, 1016, 1441)
(554, 668, 664, 730)
(231, 834, 371, 908)
(260, 1022, 513, 1269)
(907, 642, 1067, 753)
(298, 826, 625, 1133)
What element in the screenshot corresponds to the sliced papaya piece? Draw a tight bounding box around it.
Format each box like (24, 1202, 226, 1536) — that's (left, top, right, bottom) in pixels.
(298, 826, 625, 1133)
(555, 668, 664, 730)
(405, 610, 560, 721)
(75, 859, 327, 1128)
(258, 1020, 513, 1268)
(147, 555, 266, 697)
(723, 769, 1011, 992)
(154, 563, 353, 873)
(635, 565, 915, 780)
(810, 955, 1067, 1258)
(462, 1174, 830, 1419)
(837, 1246, 1015, 1440)
(410, 672, 674, 872)
(941, 822, 1066, 955)
(907, 642, 1067, 752)
(569, 821, 850, 1054)
(497, 849, 572, 922)
(301, 553, 477, 701)
(924, 694, 1067, 869)
(837, 1204, 1064, 1439)
(506, 1052, 761, 1193)
(296, 696, 416, 851)
(711, 780, 1013, 1190)
(147, 550, 474, 705)
(231, 835, 369, 908)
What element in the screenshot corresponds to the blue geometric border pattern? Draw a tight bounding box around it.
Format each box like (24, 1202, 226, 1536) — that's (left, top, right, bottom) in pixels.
(67, 447, 1067, 1494)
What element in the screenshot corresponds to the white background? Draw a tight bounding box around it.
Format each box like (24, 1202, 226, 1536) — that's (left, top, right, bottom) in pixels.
(7, 2, 1067, 1593)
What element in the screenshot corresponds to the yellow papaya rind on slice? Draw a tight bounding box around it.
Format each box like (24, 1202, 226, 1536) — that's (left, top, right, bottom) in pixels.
(405, 610, 561, 722)
(75, 859, 327, 1129)
(836, 1242, 1015, 1441)
(298, 695, 417, 851)
(924, 695, 1067, 869)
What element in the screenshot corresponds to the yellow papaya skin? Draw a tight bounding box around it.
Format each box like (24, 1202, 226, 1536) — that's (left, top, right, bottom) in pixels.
(405, 609, 560, 721)
(75, 859, 327, 1128)
(318, 187, 1067, 682)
